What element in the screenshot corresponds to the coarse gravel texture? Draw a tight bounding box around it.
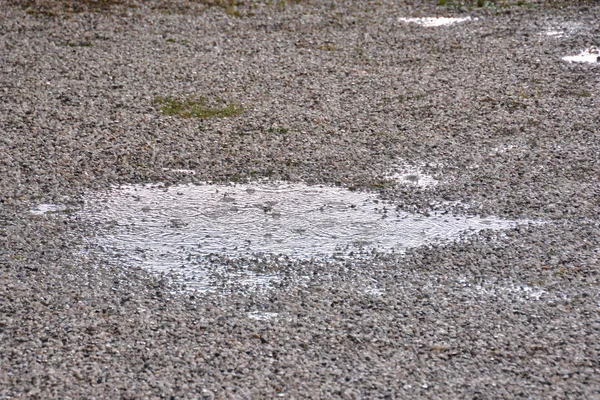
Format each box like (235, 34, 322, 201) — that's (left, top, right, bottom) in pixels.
(1, 0, 599, 398)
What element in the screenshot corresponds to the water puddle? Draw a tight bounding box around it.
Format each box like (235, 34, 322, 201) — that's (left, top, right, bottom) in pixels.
(77, 182, 525, 291)
(30, 203, 68, 215)
(248, 311, 279, 321)
(398, 17, 473, 27)
(543, 30, 565, 38)
(562, 47, 599, 64)
(363, 287, 385, 296)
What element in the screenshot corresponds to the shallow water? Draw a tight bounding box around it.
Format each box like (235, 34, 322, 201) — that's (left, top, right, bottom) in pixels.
(543, 30, 565, 37)
(398, 17, 473, 27)
(248, 311, 279, 321)
(77, 182, 523, 291)
(30, 203, 68, 215)
(562, 48, 599, 64)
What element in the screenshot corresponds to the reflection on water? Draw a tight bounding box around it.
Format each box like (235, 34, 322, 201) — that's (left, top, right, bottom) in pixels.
(562, 47, 599, 64)
(398, 17, 473, 27)
(30, 203, 67, 215)
(78, 182, 522, 291)
(248, 311, 279, 321)
(543, 30, 565, 38)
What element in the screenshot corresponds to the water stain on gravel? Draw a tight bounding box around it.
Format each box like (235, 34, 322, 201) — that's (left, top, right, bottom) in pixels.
(385, 171, 438, 188)
(456, 278, 548, 301)
(77, 182, 523, 291)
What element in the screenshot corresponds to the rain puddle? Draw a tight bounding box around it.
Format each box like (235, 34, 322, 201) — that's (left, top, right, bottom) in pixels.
(543, 30, 565, 38)
(562, 47, 599, 64)
(77, 182, 525, 291)
(248, 311, 279, 321)
(30, 204, 69, 215)
(398, 17, 473, 27)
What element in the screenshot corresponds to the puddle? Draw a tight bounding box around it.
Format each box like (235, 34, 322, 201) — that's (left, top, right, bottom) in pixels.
(30, 203, 68, 215)
(363, 287, 385, 296)
(248, 311, 279, 321)
(398, 17, 473, 27)
(562, 47, 599, 64)
(543, 30, 565, 38)
(77, 182, 525, 291)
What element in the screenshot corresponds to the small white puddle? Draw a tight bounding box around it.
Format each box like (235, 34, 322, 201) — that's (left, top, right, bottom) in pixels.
(398, 17, 473, 27)
(30, 203, 68, 215)
(363, 287, 385, 296)
(562, 47, 599, 64)
(248, 311, 279, 321)
(77, 182, 526, 291)
(543, 30, 565, 38)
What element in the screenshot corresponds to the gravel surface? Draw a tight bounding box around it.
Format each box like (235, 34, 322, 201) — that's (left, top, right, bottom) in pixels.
(1, 0, 599, 398)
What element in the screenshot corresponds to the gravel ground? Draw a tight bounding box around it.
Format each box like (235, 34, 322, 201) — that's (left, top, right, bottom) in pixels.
(1, 0, 599, 398)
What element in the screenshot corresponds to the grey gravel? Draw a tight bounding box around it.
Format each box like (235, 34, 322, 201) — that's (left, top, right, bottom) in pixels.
(1, 0, 599, 398)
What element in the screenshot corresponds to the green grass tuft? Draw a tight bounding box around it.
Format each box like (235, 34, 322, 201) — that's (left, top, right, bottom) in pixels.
(155, 96, 244, 119)
(267, 127, 289, 135)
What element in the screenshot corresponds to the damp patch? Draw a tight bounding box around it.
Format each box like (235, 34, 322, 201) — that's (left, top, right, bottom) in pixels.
(78, 182, 526, 291)
(562, 47, 599, 64)
(456, 278, 548, 302)
(398, 17, 473, 27)
(385, 171, 438, 188)
(358, 280, 549, 302)
(163, 168, 197, 175)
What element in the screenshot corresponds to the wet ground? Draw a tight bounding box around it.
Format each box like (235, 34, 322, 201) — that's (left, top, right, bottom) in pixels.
(72, 182, 526, 291)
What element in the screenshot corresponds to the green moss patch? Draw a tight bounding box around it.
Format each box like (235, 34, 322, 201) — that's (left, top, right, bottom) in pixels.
(155, 96, 244, 119)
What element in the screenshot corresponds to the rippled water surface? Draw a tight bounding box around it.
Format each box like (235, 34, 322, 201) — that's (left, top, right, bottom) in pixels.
(78, 182, 521, 290)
